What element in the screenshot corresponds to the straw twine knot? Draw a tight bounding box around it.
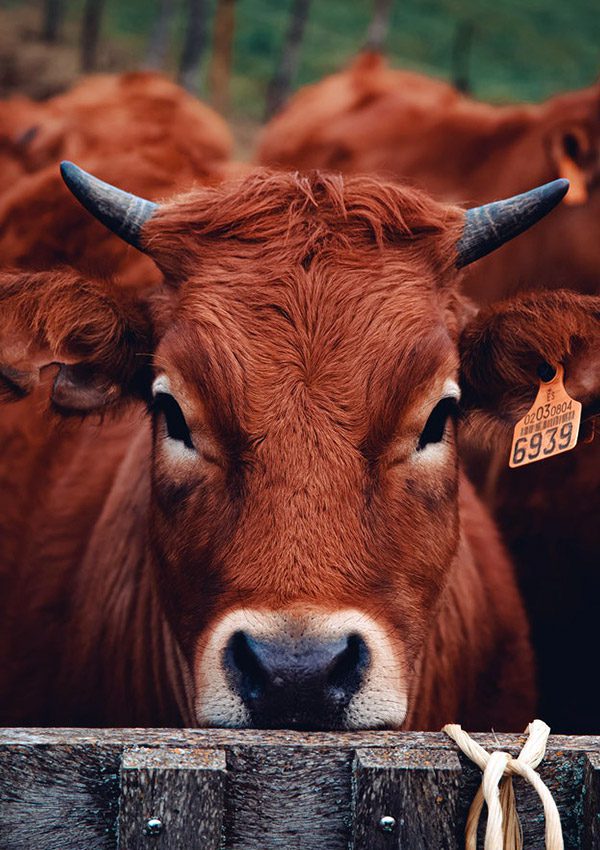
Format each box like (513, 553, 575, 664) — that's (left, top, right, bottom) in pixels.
(443, 719, 563, 850)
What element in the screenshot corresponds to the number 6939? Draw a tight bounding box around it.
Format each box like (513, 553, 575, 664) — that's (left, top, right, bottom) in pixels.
(512, 421, 573, 466)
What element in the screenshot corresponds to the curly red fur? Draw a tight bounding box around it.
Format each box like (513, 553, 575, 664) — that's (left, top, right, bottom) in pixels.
(0, 269, 153, 405)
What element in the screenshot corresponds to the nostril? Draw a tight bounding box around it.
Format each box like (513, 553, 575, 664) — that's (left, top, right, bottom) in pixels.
(225, 630, 267, 701)
(327, 633, 370, 702)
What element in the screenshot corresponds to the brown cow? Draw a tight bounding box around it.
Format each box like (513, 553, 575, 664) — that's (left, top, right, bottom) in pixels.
(258, 53, 600, 304)
(258, 54, 600, 733)
(0, 165, 584, 731)
(0, 71, 232, 193)
(0, 72, 235, 287)
(0, 95, 47, 195)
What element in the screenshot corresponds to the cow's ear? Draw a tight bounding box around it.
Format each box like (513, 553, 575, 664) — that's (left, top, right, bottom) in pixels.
(0, 270, 154, 412)
(546, 123, 597, 206)
(14, 118, 67, 171)
(459, 290, 600, 441)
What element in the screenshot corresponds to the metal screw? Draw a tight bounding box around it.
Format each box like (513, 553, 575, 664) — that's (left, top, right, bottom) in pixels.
(145, 817, 163, 837)
(379, 815, 396, 833)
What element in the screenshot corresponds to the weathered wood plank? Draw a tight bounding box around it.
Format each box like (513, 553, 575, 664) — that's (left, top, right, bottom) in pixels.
(0, 744, 120, 850)
(583, 752, 600, 850)
(2, 728, 600, 753)
(118, 747, 225, 850)
(0, 730, 596, 850)
(351, 746, 462, 850)
(225, 746, 353, 850)
(526, 750, 587, 850)
(351, 745, 589, 850)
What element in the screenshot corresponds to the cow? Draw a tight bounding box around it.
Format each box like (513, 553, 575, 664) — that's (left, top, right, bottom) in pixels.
(0, 94, 46, 196)
(258, 54, 600, 732)
(0, 71, 233, 194)
(1, 164, 591, 732)
(258, 52, 600, 305)
(0, 72, 235, 287)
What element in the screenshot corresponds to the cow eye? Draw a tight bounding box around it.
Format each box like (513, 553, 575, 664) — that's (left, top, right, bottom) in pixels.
(417, 397, 457, 451)
(154, 392, 195, 450)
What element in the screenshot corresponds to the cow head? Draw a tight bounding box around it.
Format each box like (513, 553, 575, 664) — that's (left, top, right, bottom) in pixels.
(544, 84, 600, 207)
(3, 166, 597, 730)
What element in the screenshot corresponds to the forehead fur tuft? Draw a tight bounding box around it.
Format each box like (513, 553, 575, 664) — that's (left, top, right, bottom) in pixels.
(143, 168, 464, 279)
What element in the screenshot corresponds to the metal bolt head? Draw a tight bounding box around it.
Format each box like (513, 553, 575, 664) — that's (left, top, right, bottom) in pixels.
(379, 815, 397, 833)
(145, 817, 163, 836)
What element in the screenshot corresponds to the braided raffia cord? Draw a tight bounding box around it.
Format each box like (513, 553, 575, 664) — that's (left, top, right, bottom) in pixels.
(443, 720, 564, 850)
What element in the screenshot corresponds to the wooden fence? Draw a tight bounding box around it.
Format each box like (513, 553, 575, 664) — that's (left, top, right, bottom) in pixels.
(0, 728, 598, 849)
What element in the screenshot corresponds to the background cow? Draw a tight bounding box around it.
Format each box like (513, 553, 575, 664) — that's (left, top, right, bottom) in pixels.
(258, 53, 600, 732)
(0, 72, 236, 288)
(0, 71, 233, 193)
(2, 165, 593, 732)
(258, 52, 600, 305)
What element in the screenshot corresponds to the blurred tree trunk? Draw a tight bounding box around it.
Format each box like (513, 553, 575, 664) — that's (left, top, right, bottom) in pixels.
(264, 0, 311, 120)
(364, 0, 393, 52)
(80, 0, 106, 72)
(208, 0, 236, 114)
(451, 20, 474, 94)
(145, 0, 175, 70)
(41, 0, 65, 43)
(179, 0, 209, 93)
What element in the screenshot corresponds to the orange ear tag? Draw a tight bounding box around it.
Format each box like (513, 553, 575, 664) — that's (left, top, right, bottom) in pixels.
(509, 364, 582, 468)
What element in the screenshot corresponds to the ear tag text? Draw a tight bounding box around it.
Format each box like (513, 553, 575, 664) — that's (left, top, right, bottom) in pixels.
(509, 364, 581, 468)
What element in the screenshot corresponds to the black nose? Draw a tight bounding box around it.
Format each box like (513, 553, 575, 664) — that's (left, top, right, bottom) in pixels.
(224, 630, 370, 730)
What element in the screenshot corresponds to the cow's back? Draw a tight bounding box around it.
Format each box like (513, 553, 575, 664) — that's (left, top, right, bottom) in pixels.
(258, 56, 600, 302)
(0, 72, 235, 287)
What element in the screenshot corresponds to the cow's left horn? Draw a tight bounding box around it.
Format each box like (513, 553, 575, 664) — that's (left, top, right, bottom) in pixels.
(456, 178, 569, 268)
(60, 161, 158, 250)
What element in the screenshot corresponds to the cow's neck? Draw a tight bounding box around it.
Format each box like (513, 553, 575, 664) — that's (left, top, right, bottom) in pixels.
(405, 474, 531, 731)
(65, 426, 195, 726)
(405, 531, 480, 729)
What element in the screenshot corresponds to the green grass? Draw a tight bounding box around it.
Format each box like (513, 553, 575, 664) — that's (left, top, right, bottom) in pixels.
(14, 0, 600, 119)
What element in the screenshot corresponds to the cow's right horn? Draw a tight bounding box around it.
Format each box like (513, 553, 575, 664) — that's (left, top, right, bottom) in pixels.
(456, 178, 569, 268)
(60, 161, 158, 251)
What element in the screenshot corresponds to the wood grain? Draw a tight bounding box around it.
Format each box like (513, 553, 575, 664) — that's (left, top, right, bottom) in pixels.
(0, 744, 120, 850)
(0, 729, 596, 849)
(2, 728, 600, 753)
(118, 747, 225, 850)
(583, 751, 600, 850)
(352, 746, 462, 850)
(225, 745, 353, 850)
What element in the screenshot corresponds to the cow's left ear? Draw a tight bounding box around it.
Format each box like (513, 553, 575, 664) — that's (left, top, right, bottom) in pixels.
(14, 118, 67, 171)
(459, 290, 600, 439)
(546, 122, 598, 206)
(0, 270, 154, 412)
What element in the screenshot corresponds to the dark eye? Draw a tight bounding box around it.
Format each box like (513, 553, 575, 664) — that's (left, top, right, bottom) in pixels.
(417, 397, 457, 451)
(154, 392, 195, 450)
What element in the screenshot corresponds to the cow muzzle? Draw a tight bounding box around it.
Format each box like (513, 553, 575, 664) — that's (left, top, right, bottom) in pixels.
(194, 608, 408, 730)
(224, 630, 368, 729)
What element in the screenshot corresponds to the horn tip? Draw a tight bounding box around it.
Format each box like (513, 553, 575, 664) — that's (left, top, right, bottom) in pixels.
(60, 161, 89, 197)
(60, 160, 80, 183)
(456, 178, 571, 269)
(543, 177, 570, 202)
(59, 160, 157, 252)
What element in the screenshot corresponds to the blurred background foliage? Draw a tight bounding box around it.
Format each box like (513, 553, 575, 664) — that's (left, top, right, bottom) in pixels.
(0, 0, 598, 123)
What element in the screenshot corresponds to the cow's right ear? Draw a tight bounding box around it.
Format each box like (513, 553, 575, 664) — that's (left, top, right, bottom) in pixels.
(459, 290, 600, 442)
(0, 270, 154, 412)
(546, 123, 598, 206)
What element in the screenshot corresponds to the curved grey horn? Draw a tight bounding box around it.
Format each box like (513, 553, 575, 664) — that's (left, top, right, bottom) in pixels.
(456, 178, 569, 268)
(60, 161, 158, 250)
